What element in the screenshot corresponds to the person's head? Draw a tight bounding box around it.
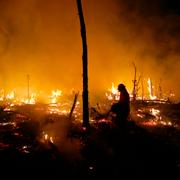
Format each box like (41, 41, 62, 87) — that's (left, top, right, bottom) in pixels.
(118, 83, 126, 92)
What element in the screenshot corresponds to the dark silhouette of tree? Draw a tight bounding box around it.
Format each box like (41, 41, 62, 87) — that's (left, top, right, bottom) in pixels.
(76, 0, 90, 128)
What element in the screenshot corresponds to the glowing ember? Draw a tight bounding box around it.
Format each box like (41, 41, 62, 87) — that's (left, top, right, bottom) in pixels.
(141, 121, 157, 126)
(0, 122, 16, 127)
(141, 119, 173, 127)
(49, 136, 53, 143)
(48, 103, 60, 114)
(82, 127, 86, 131)
(47, 103, 69, 115)
(137, 113, 145, 118)
(43, 132, 54, 143)
(150, 108, 160, 117)
(44, 133, 48, 140)
(20, 145, 30, 153)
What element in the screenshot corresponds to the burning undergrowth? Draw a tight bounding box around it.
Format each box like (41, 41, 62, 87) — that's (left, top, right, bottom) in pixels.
(130, 101, 180, 129)
(0, 103, 83, 171)
(0, 94, 179, 177)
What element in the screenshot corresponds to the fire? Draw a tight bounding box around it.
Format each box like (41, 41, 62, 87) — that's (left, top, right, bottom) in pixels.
(0, 88, 73, 116)
(105, 83, 120, 100)
(21, 93, 37, 104)
(137, 113, 145, 118)
(0, 89, 37, 105)
(49, 137, 53, 143)
(0, 89, 62, 106)
(137, 107, 174, 128)
(110, 83, 118, 95)
(105, 79, 174, 102)
(50, 89, 62, 104)
(43, 132, 54, 143)
(48, 103, 61, 114)
(106, 80, 162, 101)
(147, 78, 157, 100)
(44, 133, 48, 140)
(6, 90, 15, 100)
(141, 121, 157, 126)
(150, 108, 160, 118)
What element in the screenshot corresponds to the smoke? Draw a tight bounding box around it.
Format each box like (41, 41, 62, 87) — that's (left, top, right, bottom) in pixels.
(87, 0, 180, 100)
(0, 0, 179, 100)
(41, 114, 83, 162)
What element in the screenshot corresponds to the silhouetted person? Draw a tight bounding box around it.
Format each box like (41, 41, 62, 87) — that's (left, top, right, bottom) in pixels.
(110, 83, 130, 131)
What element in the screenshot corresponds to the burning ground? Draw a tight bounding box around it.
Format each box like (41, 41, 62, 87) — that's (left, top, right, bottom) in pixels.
(0, 94, 179, 178)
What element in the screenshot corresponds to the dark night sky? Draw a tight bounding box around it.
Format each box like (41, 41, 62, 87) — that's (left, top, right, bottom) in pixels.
(0, 0, 179, 101)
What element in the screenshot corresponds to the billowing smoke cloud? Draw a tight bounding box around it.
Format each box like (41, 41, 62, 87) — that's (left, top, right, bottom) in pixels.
(0, 0, 179, 101)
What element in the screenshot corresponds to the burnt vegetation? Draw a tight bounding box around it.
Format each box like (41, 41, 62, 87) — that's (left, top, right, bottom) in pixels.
(0, 102, 179, 178)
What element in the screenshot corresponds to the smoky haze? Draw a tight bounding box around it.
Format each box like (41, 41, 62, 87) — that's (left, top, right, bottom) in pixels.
(0, 0, 180, 101)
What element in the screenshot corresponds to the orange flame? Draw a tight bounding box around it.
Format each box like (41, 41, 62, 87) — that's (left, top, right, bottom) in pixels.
(50, 89, 62, 104)
(106, 83, 120, 100)
(147, 78, 157, 100)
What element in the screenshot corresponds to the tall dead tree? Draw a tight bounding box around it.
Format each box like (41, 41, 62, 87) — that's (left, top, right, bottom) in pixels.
(76, 0, 90, 128)
(158, 78, 163, 99)
(132, 62, 141, 101)
(141, 74, 144, 101)
(27, 74, 30, 103)
(132, 62, 137, 101)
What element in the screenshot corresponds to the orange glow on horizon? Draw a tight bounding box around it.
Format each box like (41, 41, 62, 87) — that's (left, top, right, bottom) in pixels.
(0, 1, 179, 101)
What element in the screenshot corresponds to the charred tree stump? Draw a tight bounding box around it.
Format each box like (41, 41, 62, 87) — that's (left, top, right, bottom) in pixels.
(69, 92, 79, 119)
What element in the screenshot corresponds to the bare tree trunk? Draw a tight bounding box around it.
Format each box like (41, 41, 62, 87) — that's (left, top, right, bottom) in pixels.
(132, 62, 137, 101)
(76, 0, 90, 128)
(27, 74, 30, 103)
(141, 75, 144, 101)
